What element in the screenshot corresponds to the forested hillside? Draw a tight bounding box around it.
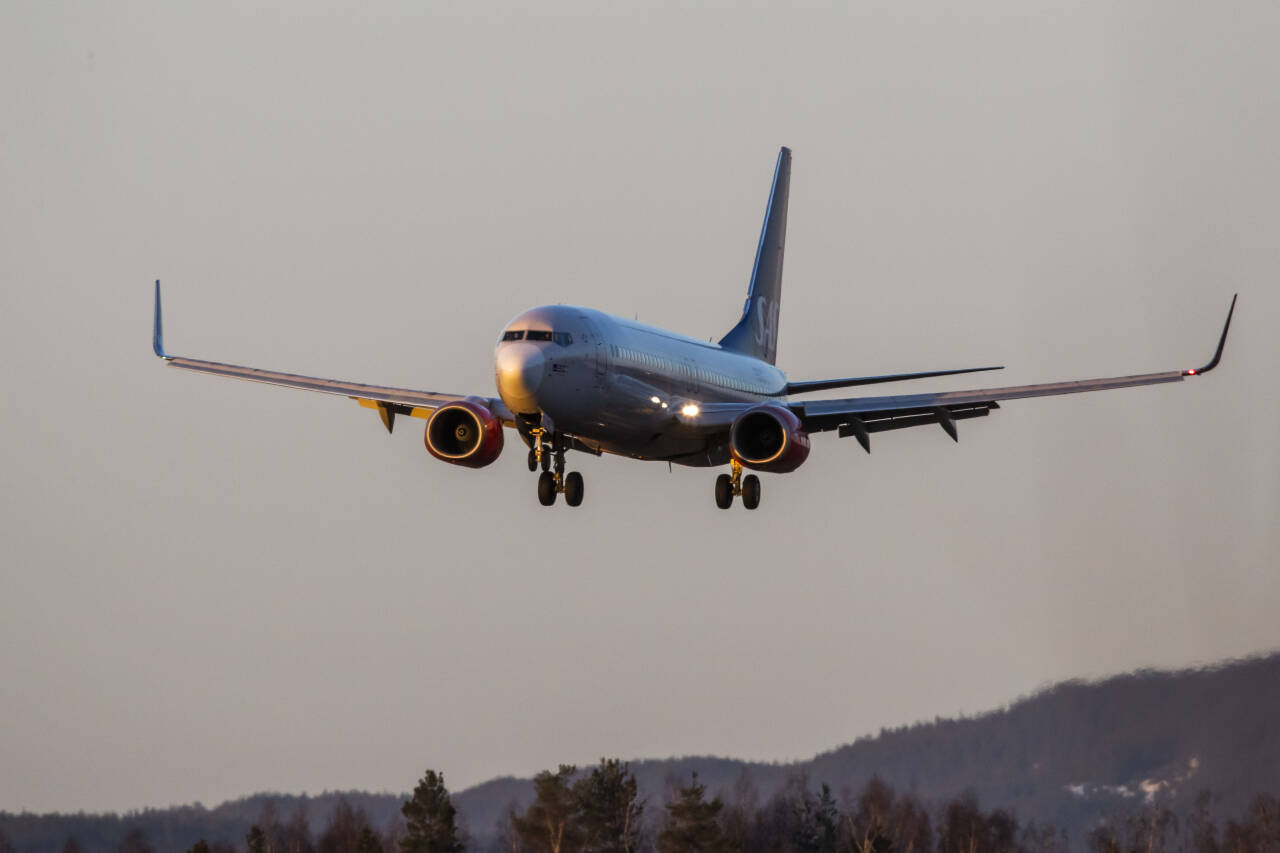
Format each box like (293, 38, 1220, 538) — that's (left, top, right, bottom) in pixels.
(803, 652, 1280, 833)
(456, 653, 1280, 841)
(3, 653, 1276, 852)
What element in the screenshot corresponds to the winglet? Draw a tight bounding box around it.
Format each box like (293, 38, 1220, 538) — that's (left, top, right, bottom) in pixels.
(1183, 293, 1236, 376)
(153, 280, 171, 359)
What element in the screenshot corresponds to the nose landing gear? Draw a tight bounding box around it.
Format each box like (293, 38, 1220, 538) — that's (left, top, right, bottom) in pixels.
(528, 427, 552, 472)
(532, 430, 585, 507)
(714, 459, 761, 510)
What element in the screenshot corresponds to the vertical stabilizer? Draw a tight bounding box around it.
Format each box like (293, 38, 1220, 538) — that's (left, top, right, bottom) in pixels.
(719, 147, 791, 365)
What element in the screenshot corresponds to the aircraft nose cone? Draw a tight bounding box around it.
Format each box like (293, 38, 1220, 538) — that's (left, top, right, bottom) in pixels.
(496, 343, 547, 413)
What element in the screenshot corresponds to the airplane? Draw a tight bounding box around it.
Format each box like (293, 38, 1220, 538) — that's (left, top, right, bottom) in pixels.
(152, 147, 1236, 510)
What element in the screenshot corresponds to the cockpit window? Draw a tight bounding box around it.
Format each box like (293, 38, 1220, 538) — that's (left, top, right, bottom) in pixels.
(504, 329, 572, 345)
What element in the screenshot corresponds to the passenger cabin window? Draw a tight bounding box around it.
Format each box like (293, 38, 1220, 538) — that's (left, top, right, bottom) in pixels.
(502, 330, 524, 341)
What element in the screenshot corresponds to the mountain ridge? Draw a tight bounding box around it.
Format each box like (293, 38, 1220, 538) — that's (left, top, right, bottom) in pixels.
(4, 651, 1277, 852)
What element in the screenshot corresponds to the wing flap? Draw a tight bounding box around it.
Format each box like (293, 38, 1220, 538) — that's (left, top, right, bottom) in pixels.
(836, 402, 999, 435)
(798, 369, 1185, 431)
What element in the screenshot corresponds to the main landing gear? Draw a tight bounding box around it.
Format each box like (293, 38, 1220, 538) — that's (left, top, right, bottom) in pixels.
(715, 459, 760, 510)
(530, 428, 584, 507)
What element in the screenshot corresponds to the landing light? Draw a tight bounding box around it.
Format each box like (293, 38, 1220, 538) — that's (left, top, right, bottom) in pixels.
(650, 396, 661, 404)
(681, 403, 700, 417)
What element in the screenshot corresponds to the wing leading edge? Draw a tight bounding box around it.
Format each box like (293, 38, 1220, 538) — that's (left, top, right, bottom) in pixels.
(785, 364, 1004, 395)
(793, 295, 1237, 451)
(152, 282, 512, 432)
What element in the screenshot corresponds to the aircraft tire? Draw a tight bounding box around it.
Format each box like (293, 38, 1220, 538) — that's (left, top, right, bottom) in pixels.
(527, 449, 538, 472)
(564, 471, 584, 507)
(715, 473, 734, 509)
(538, 471, 557, 506)
(741, 474, 760, 510)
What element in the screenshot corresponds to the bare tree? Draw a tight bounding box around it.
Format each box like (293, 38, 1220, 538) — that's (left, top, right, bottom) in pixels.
(319, 799, 374, 853)
(841, 778, 932, 853)
(720, 769, 761, 853)
(283, 805, 316, 853)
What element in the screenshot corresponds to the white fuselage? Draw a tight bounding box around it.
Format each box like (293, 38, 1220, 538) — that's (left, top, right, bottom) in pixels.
(494, 305, 787, 466)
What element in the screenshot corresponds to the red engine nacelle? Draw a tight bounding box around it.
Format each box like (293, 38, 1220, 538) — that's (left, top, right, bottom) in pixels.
(730, 404, 811, 473)
(424, 401, 504, 468)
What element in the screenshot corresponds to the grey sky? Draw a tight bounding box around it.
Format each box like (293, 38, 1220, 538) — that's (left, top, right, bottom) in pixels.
(2, 0, 1277, 815)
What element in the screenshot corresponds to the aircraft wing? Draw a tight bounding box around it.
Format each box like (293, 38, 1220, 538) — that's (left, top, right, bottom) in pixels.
(152, 282, 512, 432)
(791, 295, 1236, 451)
(784, 364, 1004, 395)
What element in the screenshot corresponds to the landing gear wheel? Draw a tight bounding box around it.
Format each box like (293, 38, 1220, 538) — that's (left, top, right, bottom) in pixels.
(537, 471, 557, 506)
(741, 474, 761, 510)
(540, 451, 551, 472)
(527, 448, 538, 472)
(564, 471, 584, 507)
(715, 473, 734, 509)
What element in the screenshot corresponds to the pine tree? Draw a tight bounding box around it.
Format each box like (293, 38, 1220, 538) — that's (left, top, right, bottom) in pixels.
(357, 827, 386, 853)
(246, 826, 267, 853)
(793, 784, 840, 853)
(514, 765, 582, 853)
(400, 769, 464, 853)
(657, 773, 731, 853)
(575, 758, 645, 853)
(187, 842, 212, 853)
